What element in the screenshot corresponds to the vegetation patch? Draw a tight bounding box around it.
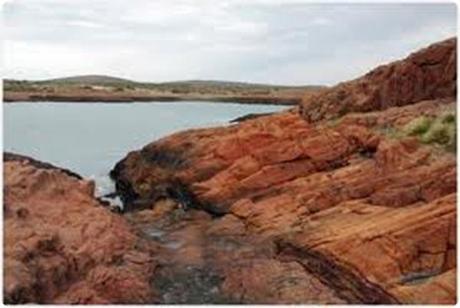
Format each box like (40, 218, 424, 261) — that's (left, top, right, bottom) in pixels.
(403, 116, 433, 136)
(402, 112, 456, 152)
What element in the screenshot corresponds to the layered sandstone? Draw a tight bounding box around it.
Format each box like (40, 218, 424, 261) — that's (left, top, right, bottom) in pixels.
(3, 153, 157, 304)
(112, 38, 457, 304)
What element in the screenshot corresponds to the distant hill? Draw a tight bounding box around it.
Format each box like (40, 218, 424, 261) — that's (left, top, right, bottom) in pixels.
(39, 75, 135, 85)
(4, 74, 326, 104)
(158, 80, 321, 89)
(14, 75, 323, 90)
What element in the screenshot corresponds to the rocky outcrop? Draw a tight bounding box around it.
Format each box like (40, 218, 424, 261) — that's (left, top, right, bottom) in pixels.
(112, 38, 457, 304)
(3, 153, 157, 304)
(300, 38, 456, 122)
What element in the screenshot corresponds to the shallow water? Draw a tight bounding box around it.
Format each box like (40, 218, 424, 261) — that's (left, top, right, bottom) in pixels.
(4, 101, 287, 196)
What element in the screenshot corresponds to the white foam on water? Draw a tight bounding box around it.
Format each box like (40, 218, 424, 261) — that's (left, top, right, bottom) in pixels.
(88, 174, 124, 209)
(89, 174, 116, 197)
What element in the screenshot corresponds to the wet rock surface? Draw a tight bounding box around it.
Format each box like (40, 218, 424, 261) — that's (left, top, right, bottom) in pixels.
(229, 111, 276, 123)
(112, 38, 457, 304)
(124, 200, 346, 304)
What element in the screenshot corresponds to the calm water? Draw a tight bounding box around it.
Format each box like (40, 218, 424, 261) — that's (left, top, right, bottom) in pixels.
(4, 102, 287, 197)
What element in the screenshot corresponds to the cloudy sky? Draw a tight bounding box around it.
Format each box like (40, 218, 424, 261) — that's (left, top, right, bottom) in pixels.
(2, 0, 457, 85)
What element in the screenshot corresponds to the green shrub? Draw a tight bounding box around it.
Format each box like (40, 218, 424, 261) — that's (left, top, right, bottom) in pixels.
(403, 116, 433, 136)
(442, 112, 456, 124)
(419, 113, 456, 152)
(400, 113, 456, 153)
(421, 121, 453, 145)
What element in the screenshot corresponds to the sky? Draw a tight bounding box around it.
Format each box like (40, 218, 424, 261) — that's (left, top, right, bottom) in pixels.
(2, 0, 457, 86)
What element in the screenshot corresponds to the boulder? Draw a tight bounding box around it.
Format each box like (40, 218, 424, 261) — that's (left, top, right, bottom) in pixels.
(4, 153, 157, 304)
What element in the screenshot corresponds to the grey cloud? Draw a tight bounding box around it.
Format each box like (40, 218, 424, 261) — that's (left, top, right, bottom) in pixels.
(3, 0, 457, 85)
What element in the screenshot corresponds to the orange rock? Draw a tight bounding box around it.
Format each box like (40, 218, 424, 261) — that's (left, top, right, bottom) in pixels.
(300, 38, 456, 122)
(277, 194, 456, 304)
(112, 38, 456, 304)
(221, 259, 345, 304)
(3, 153, 157, 304)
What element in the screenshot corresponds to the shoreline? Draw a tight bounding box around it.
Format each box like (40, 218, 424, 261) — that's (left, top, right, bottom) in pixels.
(4, 79, 323, 105)
(3, 93, 300, 105)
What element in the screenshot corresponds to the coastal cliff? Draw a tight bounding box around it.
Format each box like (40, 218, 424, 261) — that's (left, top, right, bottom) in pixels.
(111, 38, 457, 304)
(3, 38, 457, 304)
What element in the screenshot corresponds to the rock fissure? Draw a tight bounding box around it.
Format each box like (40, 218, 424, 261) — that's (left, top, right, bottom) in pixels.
(274, 241, 400, 304)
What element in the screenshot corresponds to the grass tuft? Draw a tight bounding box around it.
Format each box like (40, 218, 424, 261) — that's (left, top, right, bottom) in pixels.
(403, 116, 433, 136)
(401, 112, 456, 153)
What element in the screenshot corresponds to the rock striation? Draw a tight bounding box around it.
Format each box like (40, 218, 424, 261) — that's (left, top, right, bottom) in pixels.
(112, 38, 457, 304)
(3, 153, 157, 304)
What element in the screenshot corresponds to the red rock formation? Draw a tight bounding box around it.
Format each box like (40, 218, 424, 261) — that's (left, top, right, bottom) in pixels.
(300, 38, 456, 122)
(112, 38, 457, 304)
(3, 154, 157, 304)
